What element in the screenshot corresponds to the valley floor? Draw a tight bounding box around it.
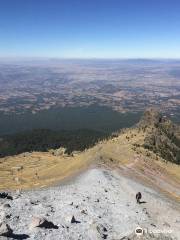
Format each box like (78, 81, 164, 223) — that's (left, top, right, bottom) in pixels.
(0, 167, 179, 240)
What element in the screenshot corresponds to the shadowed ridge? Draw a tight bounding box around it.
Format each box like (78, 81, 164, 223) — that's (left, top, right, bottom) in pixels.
(138, 108, 180, 164)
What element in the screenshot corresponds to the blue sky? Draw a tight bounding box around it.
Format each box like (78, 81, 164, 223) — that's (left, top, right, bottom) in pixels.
(0, 0, 180, 58)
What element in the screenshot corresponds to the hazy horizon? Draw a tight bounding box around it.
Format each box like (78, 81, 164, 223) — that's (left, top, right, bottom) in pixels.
(1, 57, 180, 61)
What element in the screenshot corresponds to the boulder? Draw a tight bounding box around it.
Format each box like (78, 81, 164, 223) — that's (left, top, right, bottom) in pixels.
(71, 216, 81, 224)
(22, 152, 31, 157)
(11, 166, 23, 171)
(0, 203, 11, 210)
(51, 147, 66, 156)
(29, 217, 58, 229)
(96, 224, 108, 239)
(0, 192, 13, 200)
(2, 203, 11, 209)
(0, 222, 13, 237)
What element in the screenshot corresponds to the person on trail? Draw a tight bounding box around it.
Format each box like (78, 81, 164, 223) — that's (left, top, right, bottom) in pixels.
(136, 192, 142, 204)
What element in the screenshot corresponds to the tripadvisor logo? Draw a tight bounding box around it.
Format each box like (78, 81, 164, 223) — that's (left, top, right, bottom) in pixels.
(135, 226, 144, 236)
(135, 226, 173, 236)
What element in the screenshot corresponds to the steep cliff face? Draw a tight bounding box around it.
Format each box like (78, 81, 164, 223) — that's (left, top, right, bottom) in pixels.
(139, 108, 180, 164)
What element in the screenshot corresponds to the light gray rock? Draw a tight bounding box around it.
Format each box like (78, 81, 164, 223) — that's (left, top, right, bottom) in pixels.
(0, 203, 11, 210)
(29, 217, 46, 229)
(3, 204, 11, 209)
(51, 147, 66, 156)
(96, 224, 108, 239)
(0, 222, 13, 237)
(120, 232, 174, 240)
(2, 168, 179, 240)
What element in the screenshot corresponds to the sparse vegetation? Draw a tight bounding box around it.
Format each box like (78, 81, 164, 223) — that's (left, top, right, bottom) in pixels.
(141, 109, 180, 164)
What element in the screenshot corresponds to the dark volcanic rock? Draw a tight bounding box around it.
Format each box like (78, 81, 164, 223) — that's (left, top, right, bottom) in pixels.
(0, 192, 13, 200)
(29, 217, 58, 229)
(71, 216, 81, 224)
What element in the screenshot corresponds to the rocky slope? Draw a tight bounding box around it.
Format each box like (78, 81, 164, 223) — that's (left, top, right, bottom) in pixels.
(0, 109, 180, 239)
(0, 168, 179, 239)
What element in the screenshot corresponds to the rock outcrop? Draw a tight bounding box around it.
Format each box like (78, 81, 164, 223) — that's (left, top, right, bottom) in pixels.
(139, 108, 180, 164)
(29, 217, 58, 229)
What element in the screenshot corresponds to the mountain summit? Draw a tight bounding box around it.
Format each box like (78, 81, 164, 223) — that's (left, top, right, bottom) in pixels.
(138, 108, 163, 127)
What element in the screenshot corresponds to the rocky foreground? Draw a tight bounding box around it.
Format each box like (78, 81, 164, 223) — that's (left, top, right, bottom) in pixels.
(0, 168, 179, 240)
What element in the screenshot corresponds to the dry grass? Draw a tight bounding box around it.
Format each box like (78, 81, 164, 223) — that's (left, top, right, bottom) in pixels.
(0, 127, 179, 200)
(0, 129, 139, 190)
(0, 152, 93, 190)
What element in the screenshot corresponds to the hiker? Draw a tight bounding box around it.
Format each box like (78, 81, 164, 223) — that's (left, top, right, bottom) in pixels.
(136, 192, 142, 204)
